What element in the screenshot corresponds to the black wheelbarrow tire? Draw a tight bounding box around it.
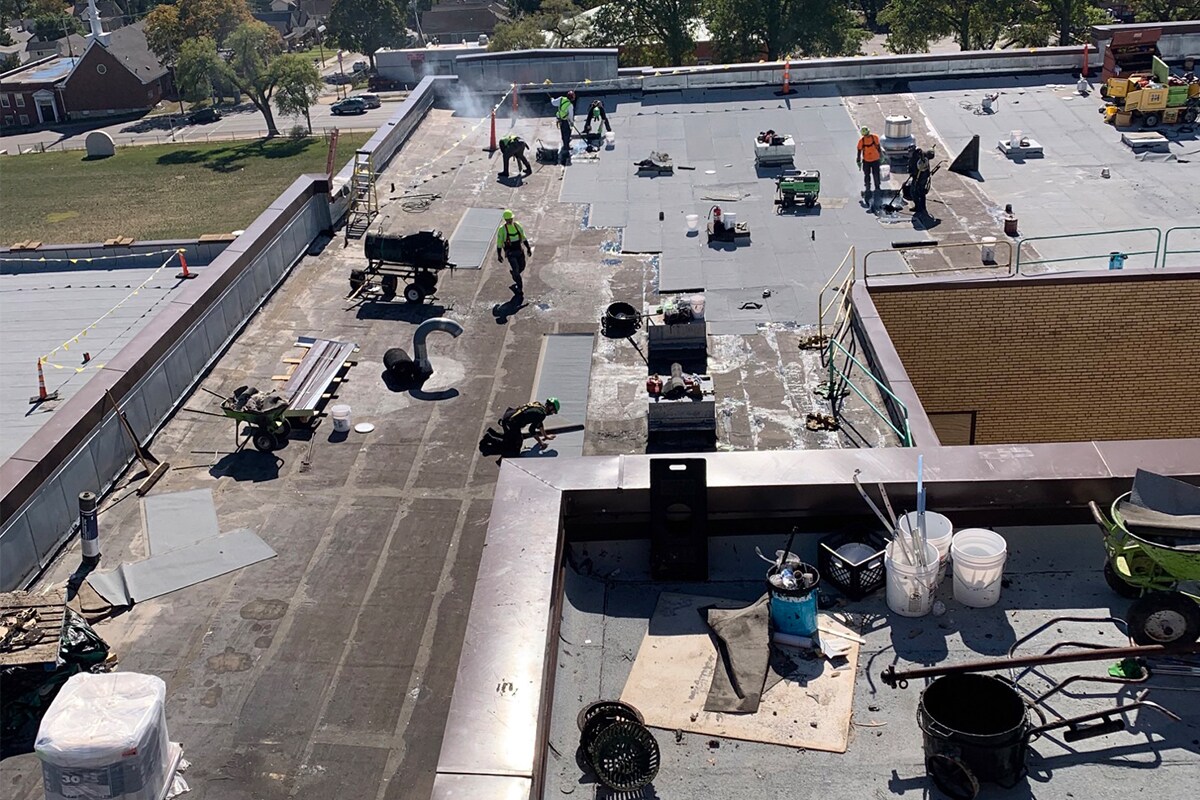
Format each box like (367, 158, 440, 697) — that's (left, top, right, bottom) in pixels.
(1128, 591, 1200, 645)
(252, 431, 276, 452)
(1103, 560, 1141, 599)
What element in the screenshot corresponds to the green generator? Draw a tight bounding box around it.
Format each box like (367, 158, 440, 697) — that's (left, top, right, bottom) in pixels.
(775, 169, 821, 211)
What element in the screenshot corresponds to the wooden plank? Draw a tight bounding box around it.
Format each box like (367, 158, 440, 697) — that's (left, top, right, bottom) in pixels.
(1, 589, 66, 666)
(620, 592, 859, 753)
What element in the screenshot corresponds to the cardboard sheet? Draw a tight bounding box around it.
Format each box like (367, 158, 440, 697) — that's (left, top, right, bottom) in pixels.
(620, 591, 859, 753)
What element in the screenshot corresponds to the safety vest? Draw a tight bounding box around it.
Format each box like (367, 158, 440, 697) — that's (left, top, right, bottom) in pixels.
(858, 134, 882, 163)
(501, 134, 518, 145)
(556, 97, 573, 120)
(497, 221, 526, 248)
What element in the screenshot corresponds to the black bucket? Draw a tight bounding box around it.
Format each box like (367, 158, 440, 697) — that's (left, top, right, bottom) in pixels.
(602, 302, 641, 338)
(918, 674, 1030, 794)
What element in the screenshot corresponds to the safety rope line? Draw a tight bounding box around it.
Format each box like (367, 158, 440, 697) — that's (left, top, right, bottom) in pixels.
(0, 247, 186, 265)
(35, 250, 184, 373)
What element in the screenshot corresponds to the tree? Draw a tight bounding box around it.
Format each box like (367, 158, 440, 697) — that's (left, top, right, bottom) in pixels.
(488, 0, 583, 51)
(1, 51, 20, 72)
(1131, 0, 1200, 20)
(488, 15, 549, 50)
(145, 0, 252, 63)
(1007, 1, 1111, 48)
(879, 0, 1020, 53)
(705, 0, 867, 63)
(178, 0, 253, 43)
(855, 0, 889, 31)
(144, 4, 183, 65)
(31, 12, 82, 41)
(175, 35, 220, 102)
(273, 53, 322, 133)
(177, 21, 295, 134)
(328, 0, 407, 70)
(588, 0, 699, 67)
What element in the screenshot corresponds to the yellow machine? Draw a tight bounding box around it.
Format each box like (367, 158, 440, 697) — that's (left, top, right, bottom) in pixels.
(1103, 56, 1200, 127)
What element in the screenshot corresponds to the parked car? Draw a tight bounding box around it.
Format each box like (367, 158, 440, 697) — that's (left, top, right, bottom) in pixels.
(186, 107, 222, 124)
(354, 93, 381, 109)
(352, 60, 368, 73)
(331, 97, 369, 116)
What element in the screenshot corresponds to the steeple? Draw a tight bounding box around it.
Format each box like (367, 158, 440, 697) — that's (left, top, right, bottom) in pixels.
(86, 0, 111, 46)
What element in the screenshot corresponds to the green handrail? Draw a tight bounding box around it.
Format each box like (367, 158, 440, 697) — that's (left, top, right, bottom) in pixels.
(1163, 226, 1200, 269)
(1016, 227, 1163, 273)
(826, 338, 913, 447)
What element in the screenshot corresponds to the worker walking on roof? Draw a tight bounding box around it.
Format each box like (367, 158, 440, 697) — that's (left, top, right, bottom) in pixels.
(856, 126, 883, 205)
(550, 90, 576, 164)
(496, 209, 534, 297)
(498, 134, 532, 178)
(499, 397, 560, 456)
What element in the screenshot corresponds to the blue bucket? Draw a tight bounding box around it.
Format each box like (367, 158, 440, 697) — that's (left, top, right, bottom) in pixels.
(767, 561, 820, 637)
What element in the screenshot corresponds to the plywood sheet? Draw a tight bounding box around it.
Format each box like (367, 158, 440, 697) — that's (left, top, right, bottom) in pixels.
(620, 591, 858, 753)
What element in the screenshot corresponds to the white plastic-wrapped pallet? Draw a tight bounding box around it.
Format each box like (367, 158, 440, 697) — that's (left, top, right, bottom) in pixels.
(35, 672, 180, 800)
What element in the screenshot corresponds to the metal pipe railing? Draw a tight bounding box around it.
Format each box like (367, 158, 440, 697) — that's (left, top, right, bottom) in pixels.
(1163, 226, 1200, 269)
(863, 239, 1015, 284)
(826, 337, 912, 447)
(1016, 227, 1163, 272)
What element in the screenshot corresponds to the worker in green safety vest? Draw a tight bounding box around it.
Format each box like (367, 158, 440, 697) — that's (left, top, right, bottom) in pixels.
(495, 209, 534, 296)
(498, 134, 532, 178)
(549, 90, 576, 162)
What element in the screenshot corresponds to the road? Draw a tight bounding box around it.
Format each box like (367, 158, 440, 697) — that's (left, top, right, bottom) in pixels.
(0, 93, 403, 154)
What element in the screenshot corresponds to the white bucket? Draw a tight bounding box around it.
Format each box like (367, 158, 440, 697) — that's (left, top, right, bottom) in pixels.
(981, 236, 997, 264)
(686, 214, 699, 231)
(605, 131, 616, 149)
(723, 210, 738, 228)
(951, 528, 1008, 608)
(885, 540, 940, 618)
(880, 163, 892, 182)
(1009, 130, 1023, 147)
(330, 404, 352, 433)
(898, 511, 953, 584)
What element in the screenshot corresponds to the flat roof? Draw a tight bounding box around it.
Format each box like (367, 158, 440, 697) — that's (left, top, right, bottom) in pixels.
(4, 56, 77, 85)
(3, 71, 1197, 799)
(547, 526, 1200, 799)
(0, 261, 193, 462)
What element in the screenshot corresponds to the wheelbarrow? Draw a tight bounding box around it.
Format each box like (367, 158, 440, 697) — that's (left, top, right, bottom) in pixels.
(1090, 475, 1200, 645)
(220, 386, 292, 452)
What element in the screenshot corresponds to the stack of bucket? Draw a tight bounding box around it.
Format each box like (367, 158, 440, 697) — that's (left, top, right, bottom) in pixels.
(885, 513, 1009, 614)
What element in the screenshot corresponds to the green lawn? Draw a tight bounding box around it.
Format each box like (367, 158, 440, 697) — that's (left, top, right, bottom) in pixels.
(0, 133, 370, 244)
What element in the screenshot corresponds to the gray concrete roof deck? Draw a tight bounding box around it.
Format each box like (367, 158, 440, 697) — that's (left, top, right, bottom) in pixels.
(547, 528, 1200, 799)
(5, 69, 1200, 800)
(0, 264, 198, 462)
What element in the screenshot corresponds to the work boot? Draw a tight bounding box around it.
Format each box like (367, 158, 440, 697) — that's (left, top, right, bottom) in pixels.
(499, 171, 510, 178)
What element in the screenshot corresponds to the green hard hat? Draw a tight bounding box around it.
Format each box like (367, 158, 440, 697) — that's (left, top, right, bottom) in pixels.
(860, 126, 870, 135)
(546, 397, 561, 413)
(503, 209, 514, 220)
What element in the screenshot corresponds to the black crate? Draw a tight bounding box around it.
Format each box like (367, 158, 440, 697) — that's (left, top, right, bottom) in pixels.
(818, 531, 887, 601)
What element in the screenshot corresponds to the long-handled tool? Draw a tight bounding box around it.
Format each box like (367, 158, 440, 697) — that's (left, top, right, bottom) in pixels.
(104, 389, 169, 496)
(853, 469, 915, 565)
(882, 640, 1200, 688)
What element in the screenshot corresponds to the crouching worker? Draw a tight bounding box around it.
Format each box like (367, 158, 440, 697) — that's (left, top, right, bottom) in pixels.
(479, 398, 561, 458)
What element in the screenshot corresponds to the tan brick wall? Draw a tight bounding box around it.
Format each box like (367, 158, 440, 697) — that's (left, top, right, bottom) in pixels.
(871, 276, 1200, 444)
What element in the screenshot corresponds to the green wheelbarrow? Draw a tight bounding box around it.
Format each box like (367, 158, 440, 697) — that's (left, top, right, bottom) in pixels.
(1090, 489, 1200, 646)
(221, 386, 292, 452)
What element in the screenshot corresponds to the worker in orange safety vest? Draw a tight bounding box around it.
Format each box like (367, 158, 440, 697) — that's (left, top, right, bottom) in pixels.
(856, 126, 883, 204)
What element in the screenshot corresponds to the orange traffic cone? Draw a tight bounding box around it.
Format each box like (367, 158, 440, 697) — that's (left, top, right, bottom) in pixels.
(175, 249, 195, 279)
(485, 110, 498, 153)
(777, 56, 794, 96)
(29, 358, 59, 403)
